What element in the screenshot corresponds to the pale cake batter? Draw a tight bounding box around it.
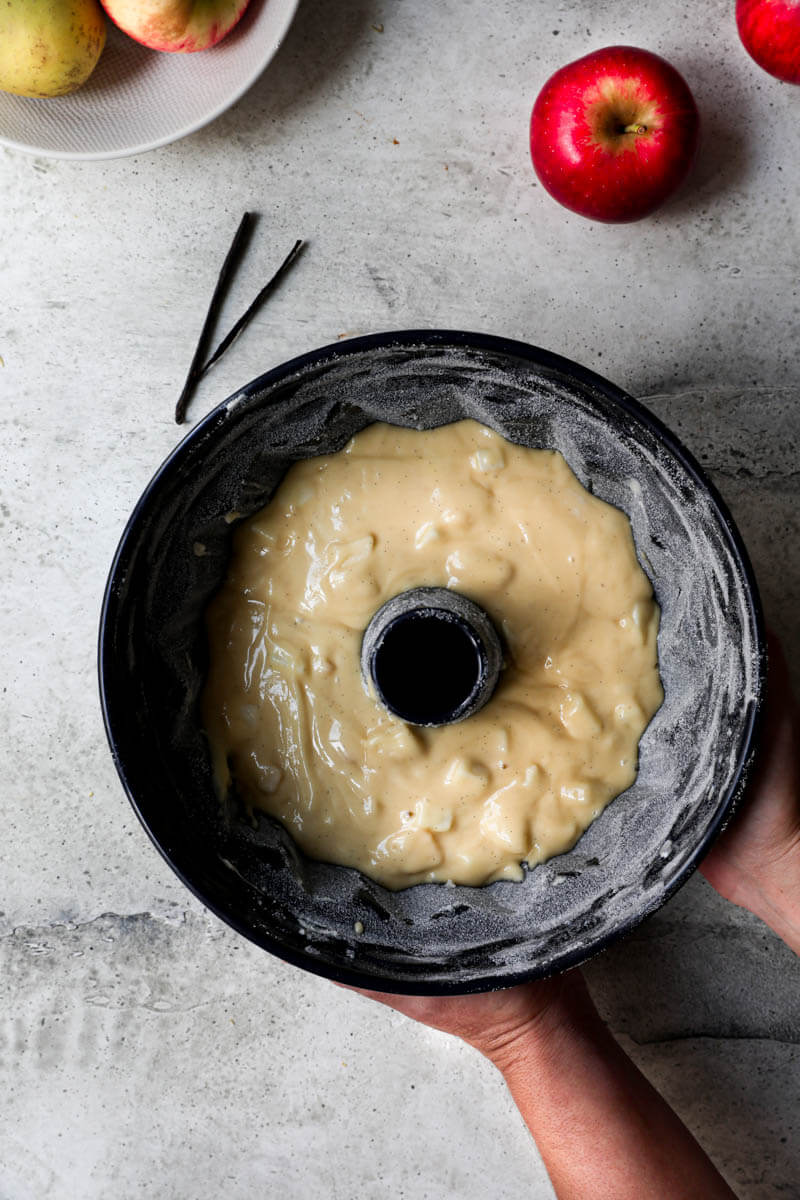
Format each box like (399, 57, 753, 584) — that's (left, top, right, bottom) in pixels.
(202, 421, 663, 889)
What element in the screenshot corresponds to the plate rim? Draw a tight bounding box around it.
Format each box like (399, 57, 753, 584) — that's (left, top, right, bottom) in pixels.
(0, 0, 300, 162)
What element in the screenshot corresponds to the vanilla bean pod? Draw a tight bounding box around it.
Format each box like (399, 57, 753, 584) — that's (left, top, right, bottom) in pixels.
(174, 211, 255, 425)
(198, 239, 305, 377)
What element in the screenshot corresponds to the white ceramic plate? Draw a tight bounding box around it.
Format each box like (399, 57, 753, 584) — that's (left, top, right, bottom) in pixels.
(0, 0, 299, 161)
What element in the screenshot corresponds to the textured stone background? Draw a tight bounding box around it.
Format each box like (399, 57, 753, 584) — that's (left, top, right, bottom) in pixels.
(2, 0, 799, 1196)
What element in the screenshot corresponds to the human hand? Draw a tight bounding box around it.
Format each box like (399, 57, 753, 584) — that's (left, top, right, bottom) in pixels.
(346, 970, 737, 1200)
(347, 969, 592, 1071)
(700, 632, 800, 952)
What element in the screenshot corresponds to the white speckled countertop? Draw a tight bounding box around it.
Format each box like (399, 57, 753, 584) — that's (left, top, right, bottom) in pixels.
(2, 1, 799, 1195)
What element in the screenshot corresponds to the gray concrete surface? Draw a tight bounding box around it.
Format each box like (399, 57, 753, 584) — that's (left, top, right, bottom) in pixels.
(2, 0, 799, 1196)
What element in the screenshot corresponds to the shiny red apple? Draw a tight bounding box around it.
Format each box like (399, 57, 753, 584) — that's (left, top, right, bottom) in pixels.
(529, 46, 700, 223)
(737, 0, 800, 82)
(101, 0, 250, 52)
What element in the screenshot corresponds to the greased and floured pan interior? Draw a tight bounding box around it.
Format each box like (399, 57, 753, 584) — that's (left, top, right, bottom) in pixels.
(99, 333, 765, 993)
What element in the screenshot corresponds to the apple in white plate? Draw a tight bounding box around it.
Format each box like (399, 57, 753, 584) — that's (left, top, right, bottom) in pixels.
(737, 0, 800, 82)
(0, 0, 105, 96)
(101, 0, 251, 52)
(529, 45, 700, 223)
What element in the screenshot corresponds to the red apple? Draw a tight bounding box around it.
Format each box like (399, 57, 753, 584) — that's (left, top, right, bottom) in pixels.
(100, 0, 250, 52)
(529, 46, 700, 223)
(737, 0, 800, 82)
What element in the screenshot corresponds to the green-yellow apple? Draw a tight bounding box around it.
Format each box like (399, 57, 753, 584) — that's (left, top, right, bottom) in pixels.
(100, 0, 251, 52)
(0, 0, 106, 97)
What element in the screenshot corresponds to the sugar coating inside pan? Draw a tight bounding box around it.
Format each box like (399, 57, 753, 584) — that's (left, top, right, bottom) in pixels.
(108, 337, 763, 992)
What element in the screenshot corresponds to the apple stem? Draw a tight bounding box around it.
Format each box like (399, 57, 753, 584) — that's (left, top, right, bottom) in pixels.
(623, 123, 647, 135)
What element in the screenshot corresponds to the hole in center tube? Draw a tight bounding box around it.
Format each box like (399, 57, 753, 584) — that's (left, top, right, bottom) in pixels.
(371, 609, 484, 725)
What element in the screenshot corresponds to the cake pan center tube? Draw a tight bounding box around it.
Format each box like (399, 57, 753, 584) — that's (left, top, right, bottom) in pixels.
(361, 587, 504, 726)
